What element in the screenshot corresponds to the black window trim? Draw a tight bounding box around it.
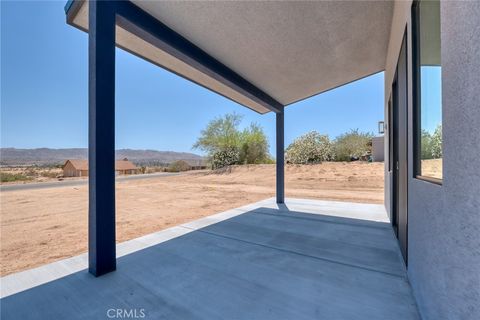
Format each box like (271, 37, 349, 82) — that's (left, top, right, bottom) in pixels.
(411, 0, 443, 185)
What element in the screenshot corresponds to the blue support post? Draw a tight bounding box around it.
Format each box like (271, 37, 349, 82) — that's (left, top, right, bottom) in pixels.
(88, 0, 116, 276)
(276, 107, 285, 204)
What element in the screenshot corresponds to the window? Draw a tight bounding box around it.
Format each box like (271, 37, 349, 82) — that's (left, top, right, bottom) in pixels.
(412, 0, 443, 182)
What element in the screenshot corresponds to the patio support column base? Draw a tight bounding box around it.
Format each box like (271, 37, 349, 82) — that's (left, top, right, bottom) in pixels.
(88, 0, 117, 277)
(276, 107, 285, 204)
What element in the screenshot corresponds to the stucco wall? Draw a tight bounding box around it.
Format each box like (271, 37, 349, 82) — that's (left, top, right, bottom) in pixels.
(385, 1, 480, 319)
(408, 2, 480, 319)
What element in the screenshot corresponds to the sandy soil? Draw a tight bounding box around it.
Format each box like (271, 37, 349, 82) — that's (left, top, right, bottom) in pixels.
(420, 159, 442, 179)
(1, 162, 385, 276)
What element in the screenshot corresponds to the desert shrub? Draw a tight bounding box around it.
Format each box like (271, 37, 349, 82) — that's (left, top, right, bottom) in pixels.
(24, 167, 38, 177)
(239, 123, 270, 164)
(420, 124, 442, 159)
(0, 172, 32, 183)
(334, 129, 373, 161)
(262, 157, 276, 164)
(194, 113, 271, 167)
(146, 166, 166, 173)
(211, 147, 240, 169)
(168, 160, 191, 172)
(39, 170, 59, 178)
(420, 130, 434, 159)
(285, 131, 335, 164)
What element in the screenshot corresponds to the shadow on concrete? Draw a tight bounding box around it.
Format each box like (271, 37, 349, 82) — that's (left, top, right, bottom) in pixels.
(1, 206, 419, 320)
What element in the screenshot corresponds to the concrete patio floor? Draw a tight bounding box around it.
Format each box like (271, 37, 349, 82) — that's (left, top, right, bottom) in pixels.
(1, 198, 420, 319)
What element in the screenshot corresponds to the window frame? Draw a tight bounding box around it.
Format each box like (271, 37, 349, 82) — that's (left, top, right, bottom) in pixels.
(411, 0, 443, 185)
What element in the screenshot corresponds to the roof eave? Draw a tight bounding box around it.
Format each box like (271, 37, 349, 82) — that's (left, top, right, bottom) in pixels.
(64, 0, 282, 114)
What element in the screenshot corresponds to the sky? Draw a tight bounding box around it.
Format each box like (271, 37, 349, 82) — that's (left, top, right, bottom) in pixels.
(1, 1, 385, 156)
(420, 67, 442, 133)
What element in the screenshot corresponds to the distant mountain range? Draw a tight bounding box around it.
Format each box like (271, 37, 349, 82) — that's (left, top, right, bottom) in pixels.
(0, 148, 205, 167)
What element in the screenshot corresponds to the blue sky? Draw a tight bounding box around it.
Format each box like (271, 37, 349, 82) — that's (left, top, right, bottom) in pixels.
(420, 67, 442, 133)
(1, 1, 385, 156)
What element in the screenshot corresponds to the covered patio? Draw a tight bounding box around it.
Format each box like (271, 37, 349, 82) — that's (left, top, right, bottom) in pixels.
(1, 198, 419, 319)
(61, 0, 395, 277)
(0, 1, 419, 319)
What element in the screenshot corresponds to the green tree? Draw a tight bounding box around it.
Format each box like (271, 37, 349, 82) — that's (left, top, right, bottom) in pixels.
(285, 131, 335, 164)
(420, 130, 433, 160)
(334, 129, 373, 161)
(193, 113, 243, 155)
(430, 124, 442, 159)
(194, 113, 271, 168)
(239, 123, 270, 164)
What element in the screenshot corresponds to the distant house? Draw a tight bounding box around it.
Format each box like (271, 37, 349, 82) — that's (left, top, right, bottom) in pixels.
(63, 159, 88, 177)
(372, 136, 385, 162)
(187, 159, 208, 170)
(115, 158, 139, 175)
(63, 159, 138, 177)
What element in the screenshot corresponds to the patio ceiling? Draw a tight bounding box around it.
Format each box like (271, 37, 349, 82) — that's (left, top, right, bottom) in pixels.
(66, 1, 394, 113)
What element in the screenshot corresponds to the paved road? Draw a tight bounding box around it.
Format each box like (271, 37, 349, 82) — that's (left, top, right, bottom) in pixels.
(0, 172, 182, 192)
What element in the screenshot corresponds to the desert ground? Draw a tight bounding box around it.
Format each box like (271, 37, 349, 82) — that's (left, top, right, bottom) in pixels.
(1, 162, 388, 275)
(421, 159, 443, 179)
(0, 166, 64, 184)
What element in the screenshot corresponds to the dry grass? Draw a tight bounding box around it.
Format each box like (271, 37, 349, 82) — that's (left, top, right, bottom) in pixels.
(420, 159, 443, 179)
(0, 167, 63, 184)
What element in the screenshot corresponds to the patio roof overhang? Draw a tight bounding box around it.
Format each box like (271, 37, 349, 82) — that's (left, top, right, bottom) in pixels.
(64, 0, 395, 276)
(65, 0, 394, 114)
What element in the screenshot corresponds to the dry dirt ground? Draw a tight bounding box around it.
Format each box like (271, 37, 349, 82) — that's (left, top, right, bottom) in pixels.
(0, 167, 64, 184)
(421, 159, 443, 179)
(0, 162, 387, 276)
